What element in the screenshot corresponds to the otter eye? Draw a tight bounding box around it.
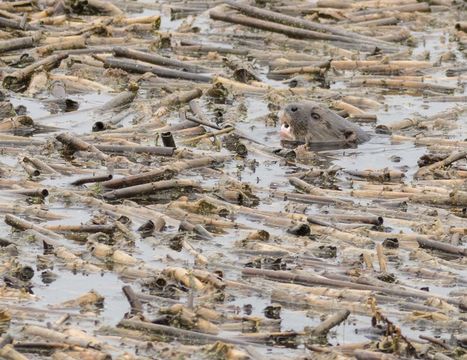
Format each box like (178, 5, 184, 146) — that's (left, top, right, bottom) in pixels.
(311, 112, 320, 120)
(290, 106, 298, 112)
(284, 123, 289, 129)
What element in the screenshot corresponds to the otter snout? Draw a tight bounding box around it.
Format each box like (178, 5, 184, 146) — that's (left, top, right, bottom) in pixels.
(279, 111, 295, 140)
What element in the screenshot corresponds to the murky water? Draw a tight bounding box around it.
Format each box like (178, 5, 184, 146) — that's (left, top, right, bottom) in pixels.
(0, 2, 466, 358)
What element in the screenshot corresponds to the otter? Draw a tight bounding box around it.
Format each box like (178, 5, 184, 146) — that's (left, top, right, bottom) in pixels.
(279, 101, 370, 149)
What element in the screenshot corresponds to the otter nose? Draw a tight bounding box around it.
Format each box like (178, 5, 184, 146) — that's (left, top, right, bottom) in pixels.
(290, 106, 298, 112)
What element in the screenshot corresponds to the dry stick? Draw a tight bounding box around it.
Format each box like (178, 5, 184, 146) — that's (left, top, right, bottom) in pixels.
(187, 102, 264, 145)
(331, 60, 431, 71)
(103, 179, 200, 200)
(8, 188, 49, 198)
(415, 150, 467, 179)
(101, 157, 226, 189)
(310, 310, 350, 337)
(344, 169, 404, 181)
(118, 319, 250, 346)
(210, 10, 378, 53)
(3, 53, 68, 91)
(223, 0, 397, 49)
(92, 91, 137, 131)
(241, 268, 460, 306)
(122, 285, 143, 315)
(354, 350, 397, 360)
(376, 243, 388, 273)
(349, 79, 456, 93)
(22, 156, 57, 174)
(175, 43, 249, 56)
(100, 57, 212, 83)
(316, 213, 383, 226)
(92, 109, 131, 131)
(269, 65, 323, 76)
(113, 47, 211, 73)
(44, 224, 115, 234)
(56, 133, 109, 162)
(93, 145, 174, 156)
(0, 36, 34, 53)
(185, 114, 221, 131)
(0, 344, 29, 360)
(0, 136, 44, 146)
(4, 214, 62, 241)
(417, 238, 467, 256)
(181, 127, 234, 144)
(391, 135, 467, 148)
(158, 90, 205, 110)
(22, 325, 101, 349)
(179, 220, 213, 240)
(189, 100, 221, 130)
(18, 158, 40, 177)
(351, 17, 399, 27)
(378, 106, 464, 132)
(352, 2, 430, 15)
(0, 16, 38, 30)
(97, 91, 137, 113)
(48, 73, 113, 93)
(419, 335, 452, 351)
(71, 174, 113, 186)
(35, 36, 86, 56)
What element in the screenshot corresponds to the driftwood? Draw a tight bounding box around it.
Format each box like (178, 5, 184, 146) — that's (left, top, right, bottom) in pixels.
(3, 53, 68, 91)
(101, 157, 226, 189)
(113, 47, 211, 73)
(56, 133, 109, 161)
(0, 1, 465, 359)
(100, 57, 213, 82)
(118, 319, 248, 346)
(103, 179, 200, 200)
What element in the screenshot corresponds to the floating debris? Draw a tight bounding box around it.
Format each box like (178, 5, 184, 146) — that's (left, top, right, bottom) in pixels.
(0, 0, 466, 359)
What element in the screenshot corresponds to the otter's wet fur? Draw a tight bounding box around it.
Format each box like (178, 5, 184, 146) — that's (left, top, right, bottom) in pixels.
(280, 101, 370, 147)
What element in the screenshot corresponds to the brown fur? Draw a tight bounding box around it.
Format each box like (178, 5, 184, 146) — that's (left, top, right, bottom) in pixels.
(280, 101, 370, 145)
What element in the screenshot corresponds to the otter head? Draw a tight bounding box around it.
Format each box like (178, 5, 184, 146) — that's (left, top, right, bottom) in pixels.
(280, 101, 369, 146)
(279, 101, 327, 143)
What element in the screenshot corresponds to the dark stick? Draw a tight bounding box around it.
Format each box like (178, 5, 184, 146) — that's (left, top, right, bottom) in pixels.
(113, 47, 211, 73)
(161, 132, 176, 148)
(101, 157, 224, 189)
(8, 189, 49, 198)
(93, 145, 174, 156)
(101, 57, 212, 82)
(103, 179, 199, 200)
(241, 268, 459, 305)
(417, 238, 466, 256)
(185, 114, 221, 130)
(71, 174, 113, 186)
(210, 10, 360, 44)
(224, 0, 398, 49)
(44, 224, 116, 234)
(118, 319, 249, 345)
(0, 16, 38, 30)
(122, 285, 143, 315)
(56, 132, 108, 161)
(310, 310, 350, 336)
